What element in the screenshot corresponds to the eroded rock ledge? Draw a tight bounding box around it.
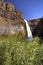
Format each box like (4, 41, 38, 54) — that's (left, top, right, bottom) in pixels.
(0, 0, 25, 35)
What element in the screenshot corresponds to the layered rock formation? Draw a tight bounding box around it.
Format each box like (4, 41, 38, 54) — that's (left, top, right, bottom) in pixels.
(0, 0, 25, 35)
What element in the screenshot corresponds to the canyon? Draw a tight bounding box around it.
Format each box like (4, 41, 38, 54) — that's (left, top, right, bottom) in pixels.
(0, 0, 43, 38)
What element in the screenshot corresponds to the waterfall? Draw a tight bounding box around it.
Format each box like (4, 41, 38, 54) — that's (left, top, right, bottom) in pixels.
(24, 19, 33, 39)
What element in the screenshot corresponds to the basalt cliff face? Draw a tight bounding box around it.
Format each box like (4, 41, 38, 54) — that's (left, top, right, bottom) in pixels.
(0, 0, 25, 35)
(27, 18, 43, 38)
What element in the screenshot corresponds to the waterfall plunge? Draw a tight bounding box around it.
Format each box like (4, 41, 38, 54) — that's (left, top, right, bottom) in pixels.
(24, 19, 33, 40)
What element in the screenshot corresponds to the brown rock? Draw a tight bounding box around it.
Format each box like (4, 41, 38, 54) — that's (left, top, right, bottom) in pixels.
(27, 17, 43, 38)
(0, 2, 14, 11)
(0, 0, 25, 35)
(0, 0, 4, 3)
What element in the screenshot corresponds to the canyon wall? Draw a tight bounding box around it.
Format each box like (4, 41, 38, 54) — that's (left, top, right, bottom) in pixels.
(0, 0, 43, 38)
(27, 18, 43, 38)
(0, 0, 25, 35)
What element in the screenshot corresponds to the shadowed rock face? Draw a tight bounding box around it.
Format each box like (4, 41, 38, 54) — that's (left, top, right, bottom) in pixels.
(27, 18, 43, 38)
(0, 0, 25, 35)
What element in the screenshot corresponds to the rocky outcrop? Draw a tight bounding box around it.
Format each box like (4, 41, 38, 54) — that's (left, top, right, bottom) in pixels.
(27, 18, 43, 38)
(0, 0, 25, 35)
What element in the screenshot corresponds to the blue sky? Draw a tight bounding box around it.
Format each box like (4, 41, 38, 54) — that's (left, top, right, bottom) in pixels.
(5, 0, 43, 20)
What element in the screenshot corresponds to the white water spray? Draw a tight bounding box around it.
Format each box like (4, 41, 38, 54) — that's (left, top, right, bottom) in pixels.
(24, 19, 33, 39)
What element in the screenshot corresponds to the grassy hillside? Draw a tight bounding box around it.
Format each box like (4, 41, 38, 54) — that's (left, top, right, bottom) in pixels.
(0, 35, 43, 65)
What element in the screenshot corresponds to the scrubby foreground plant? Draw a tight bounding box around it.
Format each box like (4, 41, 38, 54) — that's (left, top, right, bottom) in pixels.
(0, 35, 43, 65)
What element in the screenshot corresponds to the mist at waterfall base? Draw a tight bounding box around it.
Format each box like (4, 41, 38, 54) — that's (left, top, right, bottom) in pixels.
(24, 19, 33, 41)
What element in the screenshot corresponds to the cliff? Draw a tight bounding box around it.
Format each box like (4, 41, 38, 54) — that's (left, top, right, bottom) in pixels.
(27, 18, 43, 38)
(0, 0, 25, 35)
(0, 0, 43, 38)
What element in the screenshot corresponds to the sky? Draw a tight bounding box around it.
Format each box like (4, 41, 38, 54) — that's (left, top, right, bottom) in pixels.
(5, 0, 43, 20)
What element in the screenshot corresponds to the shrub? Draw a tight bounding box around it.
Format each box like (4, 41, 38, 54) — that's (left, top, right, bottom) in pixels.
(0, 36, 42, 65)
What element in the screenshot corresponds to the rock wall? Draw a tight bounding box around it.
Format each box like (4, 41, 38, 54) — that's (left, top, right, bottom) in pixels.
(27, 18, 43, 38)
(0, 0, 25, 35)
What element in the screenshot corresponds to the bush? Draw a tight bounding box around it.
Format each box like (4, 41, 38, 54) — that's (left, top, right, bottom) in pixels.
(0, 36, 43, 65)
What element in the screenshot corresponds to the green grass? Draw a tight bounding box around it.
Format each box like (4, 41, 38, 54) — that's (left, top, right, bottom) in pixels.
(0, 35, 43, 65)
